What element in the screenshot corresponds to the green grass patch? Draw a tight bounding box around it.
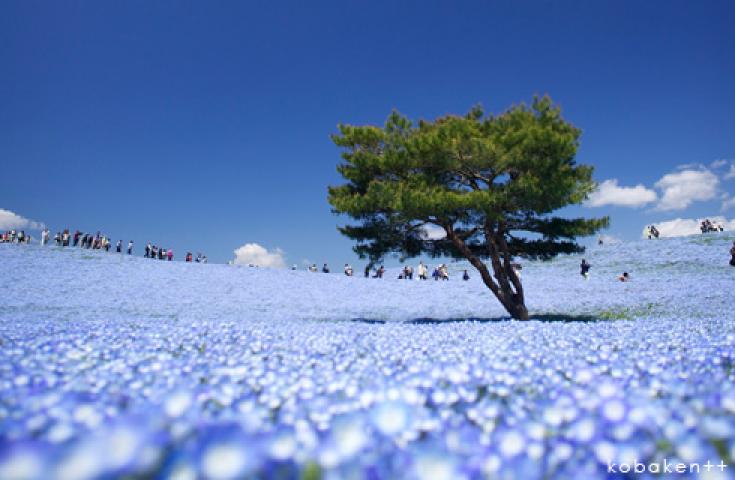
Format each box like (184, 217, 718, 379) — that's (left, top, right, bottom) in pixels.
(597, 302, 661, 320)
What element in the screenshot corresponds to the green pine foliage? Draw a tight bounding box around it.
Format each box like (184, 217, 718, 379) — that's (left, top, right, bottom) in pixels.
(328, 97, 609, 319)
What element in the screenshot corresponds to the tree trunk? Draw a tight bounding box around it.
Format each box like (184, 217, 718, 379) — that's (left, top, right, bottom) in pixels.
(447, 228, 530, 320)
(501, 292, 529, 320)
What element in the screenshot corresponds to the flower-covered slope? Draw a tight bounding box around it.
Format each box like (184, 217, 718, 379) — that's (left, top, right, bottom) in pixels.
(0, 234, 733, 480)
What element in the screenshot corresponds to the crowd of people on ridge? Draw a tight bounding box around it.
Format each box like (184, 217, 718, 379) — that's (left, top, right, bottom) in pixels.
(0, 226, 207, 264)
(700, 219, 724, 233)
(35, 228, 120, 251)
(5, 225, 735, 271)
(295, 261, 524, 282)
(645, 225, 660, 239)
(0, 230, 32, 244)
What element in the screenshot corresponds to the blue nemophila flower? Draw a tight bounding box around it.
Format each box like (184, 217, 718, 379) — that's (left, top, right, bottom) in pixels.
(0, 235, 734, 477)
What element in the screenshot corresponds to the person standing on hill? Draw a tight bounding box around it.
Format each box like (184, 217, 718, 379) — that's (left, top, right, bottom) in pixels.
(127, 240, 134, 255)
(417, 261, 428, 280)
(322, 263, 330, 273)
(116, 240, 122, 253)
(167, 249, 173, 261)
(439, 264, 449, 280)
(41, 229, 49, 246)
(730, 241, 735, 267)
(580, 259, 591, 279)
(364, 265, 371, 278)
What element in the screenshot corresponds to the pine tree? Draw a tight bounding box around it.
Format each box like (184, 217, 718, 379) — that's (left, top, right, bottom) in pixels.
(328, 97, 609, 320)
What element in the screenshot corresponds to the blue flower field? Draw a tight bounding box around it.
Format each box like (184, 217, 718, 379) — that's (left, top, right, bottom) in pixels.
(0, 234, 734, 479)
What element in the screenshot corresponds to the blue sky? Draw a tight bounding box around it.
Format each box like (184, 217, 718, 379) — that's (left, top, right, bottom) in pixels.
(1, 1, 733, 267)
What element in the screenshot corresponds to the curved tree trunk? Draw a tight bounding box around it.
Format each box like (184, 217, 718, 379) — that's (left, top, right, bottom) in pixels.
(447, 227, 529, 320)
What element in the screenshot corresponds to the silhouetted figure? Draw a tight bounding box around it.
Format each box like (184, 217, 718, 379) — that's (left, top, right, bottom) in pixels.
(462, 270, 470, 281)
(403, 265, 413, 280)
(580, 259, 591, 279)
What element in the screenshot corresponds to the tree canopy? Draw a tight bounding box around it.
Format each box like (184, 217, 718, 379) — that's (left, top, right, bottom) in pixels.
(328, 97, 609, 319)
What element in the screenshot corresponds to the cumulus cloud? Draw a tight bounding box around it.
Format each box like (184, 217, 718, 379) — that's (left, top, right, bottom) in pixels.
(725, 164, 735, 180)
(586, 179, 657, 208)
(641, 216, 734, 238)
(722, 196, 735, 211)
(711, 159, 729, 169)
(0, 208, 44, 230)
(654, 169, 719, 211)
(232, 243, 286, 268)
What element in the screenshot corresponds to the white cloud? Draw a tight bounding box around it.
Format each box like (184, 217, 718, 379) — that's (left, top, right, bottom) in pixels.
(725, 164, 735, 180)
(232, 243, 286, 268)
(711, 159, 728, 169)
(722, 196, 735, 211)
(421, 224, 446, 240)
(641, 216, 735, 238)
(0, 208, 44, 230)
(586, 179, 657, 208)
(654, 169, 719, 211)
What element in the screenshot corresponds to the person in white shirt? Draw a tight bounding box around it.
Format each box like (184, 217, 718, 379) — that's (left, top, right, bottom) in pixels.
(417, 261, 428, 280)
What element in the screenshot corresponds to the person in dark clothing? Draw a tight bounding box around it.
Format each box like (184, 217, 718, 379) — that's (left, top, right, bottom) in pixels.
(116, 240, 122, 253)
(462, 270, 470, 281)
(373, 265, 385, 278)
(730, 241, 735, 267)
(322, 264, 330, 273)
(580, 259, 591, 279)
(364, 265, 371, 278)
